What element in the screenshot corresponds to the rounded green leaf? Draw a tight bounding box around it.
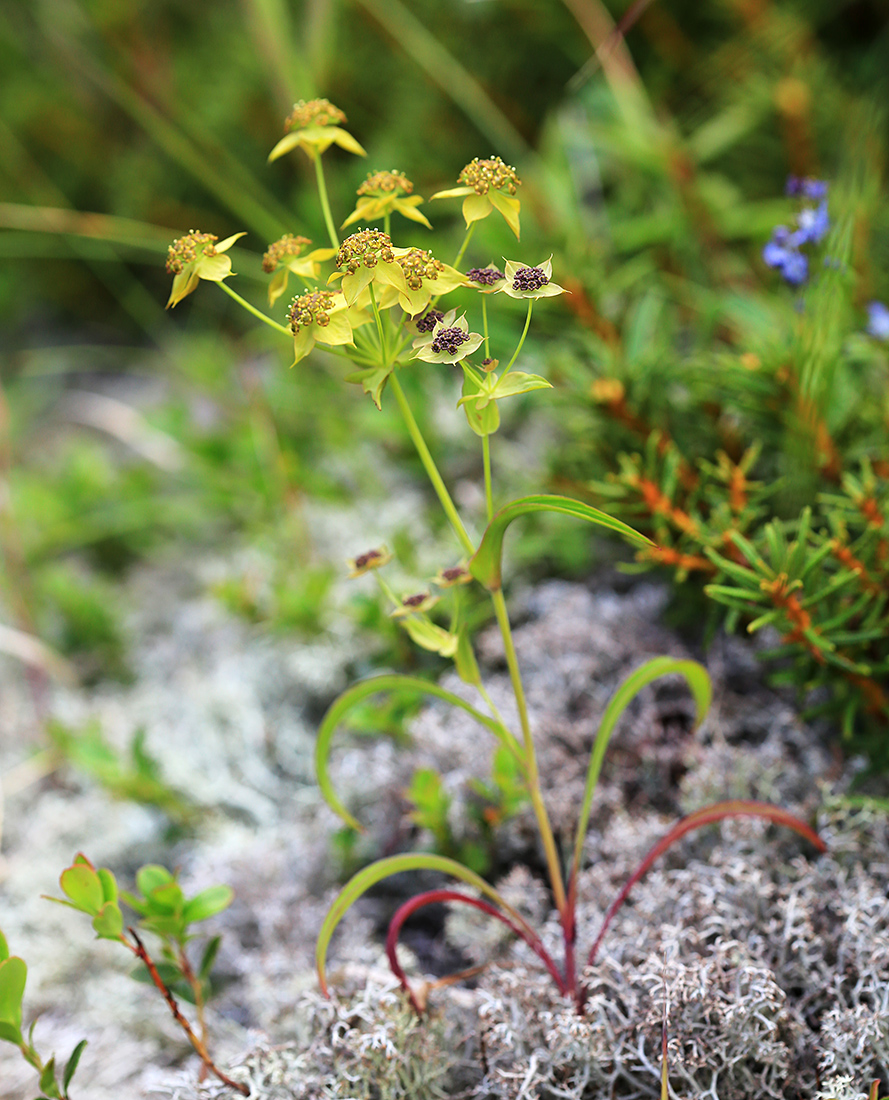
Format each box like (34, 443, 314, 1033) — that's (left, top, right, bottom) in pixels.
(0, 930, 9, 963)
(135, 865, 174, 899)
(59, 864, 104, 915)
(92, 901, 124, 940)
(182, 886, 234, 925)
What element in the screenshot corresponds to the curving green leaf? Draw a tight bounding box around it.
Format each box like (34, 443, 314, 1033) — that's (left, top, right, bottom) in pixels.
(569, 657, 712, 889)
(0, 930, 8, 963)
(316, 853, 535, 996)
(316, 675, 519, 831)
(469, 496, 652, 590)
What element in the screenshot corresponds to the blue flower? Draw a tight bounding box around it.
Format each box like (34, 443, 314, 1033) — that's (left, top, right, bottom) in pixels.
(866, 301, 889, 341)
(762, 179, 830, 287)
(786, 177, 828, 201)
(762, 227, 809, 286)
(793, 200, 830, 246)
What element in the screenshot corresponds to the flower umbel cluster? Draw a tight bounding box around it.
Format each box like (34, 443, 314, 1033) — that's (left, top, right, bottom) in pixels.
(262, 235, 312, 272)
(412, 309, 483, 364)
(166, 231, 218, 274)
(467, 266, 505, 287)
(501, 258, 566, 300)
(288, 289, 361, 364)
(335, 229, 396, 274)
(432, 155, 523, 238)
(344, 170, 432, 229)
(164, 230, 245, 308)
(262, 235, 338, 306)
(285, 98, 346, 131)
(763, 177, 830, 287)
(458, 156, 521, 195)
(269, 98, 366, 161)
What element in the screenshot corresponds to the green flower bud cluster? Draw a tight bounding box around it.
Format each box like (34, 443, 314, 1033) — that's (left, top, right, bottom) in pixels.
(457, 156, 520, 196)
(285, 98, 346, 131)
(397, 247, 444, 290)
(335, 228, 395, 274)
(289, 290, 337, 332)
(358, 170, 414, 196)
(165, 231, 218, 274)
(262, 234, 312, 273)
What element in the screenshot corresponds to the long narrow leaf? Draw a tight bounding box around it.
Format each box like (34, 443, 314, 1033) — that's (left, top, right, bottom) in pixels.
(585, 801, 825, 970)
(569, 658, 712, 895)
(385, 889, 566, 1011)
(315, 674, 519, 831)
(470, 496, 652, 591)
(316, 854, 536, 996)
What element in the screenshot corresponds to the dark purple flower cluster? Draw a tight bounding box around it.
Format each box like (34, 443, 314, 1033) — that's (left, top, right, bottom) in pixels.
(512, 266, 549, 292)
(415, 309, 444, 333)
(431, 326, 469, 355)
(467, 266, 504, 285)
(763, 178, 830, 287)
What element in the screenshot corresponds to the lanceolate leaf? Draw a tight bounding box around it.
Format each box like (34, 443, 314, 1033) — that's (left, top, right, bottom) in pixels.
(316, 854, 536, 996)
(315, 674, 519, 831)
(569, 658, 712, 892)
(63, 1039, 88, 1091)
(584, 800, 826, 971)
(469, 496, 652, 590)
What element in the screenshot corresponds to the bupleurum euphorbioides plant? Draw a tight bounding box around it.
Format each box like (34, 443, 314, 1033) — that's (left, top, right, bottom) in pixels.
(0, 854, 243, 1096)
(164, 97, 826, 1016)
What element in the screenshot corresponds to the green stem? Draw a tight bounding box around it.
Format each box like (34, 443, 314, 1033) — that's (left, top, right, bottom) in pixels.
(313, 153, 340, 249)
(389, 373, 475, 557)
(452, 221, 476, 270)
(481, 294, 490, 359)
(502, 299, 533, 377)
(368, 284, 390, 364)
(482, 433, 494, 522)
(217, 281, 292, 336)
(384, 210, 392, 240)
(490, 588, 566, 916)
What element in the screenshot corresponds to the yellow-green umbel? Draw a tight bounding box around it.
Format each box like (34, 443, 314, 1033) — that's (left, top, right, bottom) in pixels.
(343, 170, 432, 229)
(268, 99, 366, 161)
(288, 289, 357, 364)
(165, 230, 245, 308)
(375, 247, 469, 316)
(431, 155, 522, 239)
(328, 229, 409, 307)
(262, 235, 338, 307)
